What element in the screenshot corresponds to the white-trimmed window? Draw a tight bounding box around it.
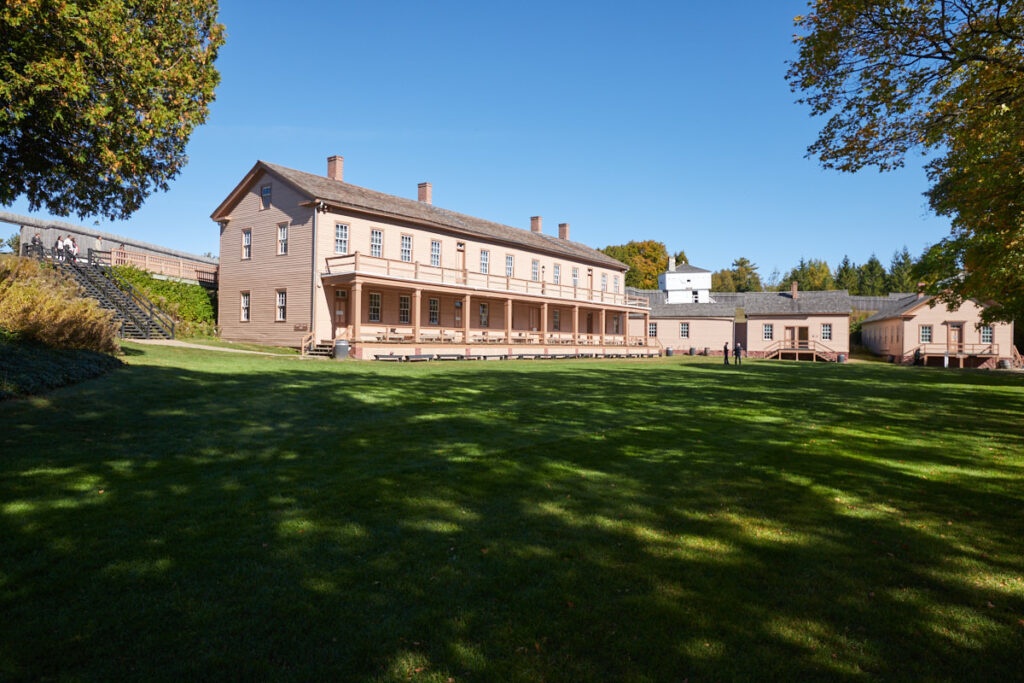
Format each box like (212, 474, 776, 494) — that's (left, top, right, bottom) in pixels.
(531, 259, 540, 281)
(428, 298, 439, 325)
(572, 267, 579, 287)
(822, 323, 832, 341)
(648, 322, 657, 338)
(480, 250, 489, 274)
(369, 292, 381, 322)
(260, 185, 271, 210)
(277, 224, 288, 255)
(613, 275, 619, 293)
(431, 240, 441, 267)
(398, 295, 411, 324)
(505, 254, 514, 277)
(479, 302, 489, 327)
(981, 325, 993, 343)
(275, 290, 287, 321)
(920, 325, 932, 343)
(241, 229, 251, 260)
(400, 235, 412, 263)
(763, 323, 774, 340)
(680, 322, 689, 338)
(335, 224, 349, 254)
(601, 273, 607, 291)
(553, 309, 561, 331)
(240, 292, 250, 322)
(370, 229, 383, 258)
(553, 264, 561, 285)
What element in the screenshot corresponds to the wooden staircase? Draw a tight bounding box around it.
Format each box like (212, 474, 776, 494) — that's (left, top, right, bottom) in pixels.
(300, 332, 334, 358)
(763, 339, 839, 362)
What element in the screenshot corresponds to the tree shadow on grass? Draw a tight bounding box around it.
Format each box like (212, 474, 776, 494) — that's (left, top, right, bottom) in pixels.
(0, 354, 1022, 680)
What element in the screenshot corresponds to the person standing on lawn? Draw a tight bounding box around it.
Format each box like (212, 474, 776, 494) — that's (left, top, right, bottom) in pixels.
(723, 342, 729, 365)
(734, 341, 742, 365)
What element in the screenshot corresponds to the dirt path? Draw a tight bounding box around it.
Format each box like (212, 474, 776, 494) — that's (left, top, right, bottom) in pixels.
(130, 339, 298, 357)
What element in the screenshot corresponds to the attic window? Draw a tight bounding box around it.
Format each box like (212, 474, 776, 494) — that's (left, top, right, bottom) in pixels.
(260, 185, 271, 210)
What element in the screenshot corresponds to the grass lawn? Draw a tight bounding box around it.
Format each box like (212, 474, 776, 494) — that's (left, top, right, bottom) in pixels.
(1, 345, 1022, 681)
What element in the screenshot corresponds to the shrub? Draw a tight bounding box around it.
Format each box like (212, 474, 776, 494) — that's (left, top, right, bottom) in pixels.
(0, 341, 122, 399)
(0, 256, 118, 353)
(109, 265, 217, 336)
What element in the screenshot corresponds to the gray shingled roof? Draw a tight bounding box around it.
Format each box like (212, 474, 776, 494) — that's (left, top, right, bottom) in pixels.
(669, 263, 710, 274)
(860, 294, 930, 324)
(628, 287, 853, 317)
(850, 293, 914, 312)
(257, 162, 626, 270)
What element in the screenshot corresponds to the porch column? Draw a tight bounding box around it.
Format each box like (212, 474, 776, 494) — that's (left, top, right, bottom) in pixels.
(572, 305, 579, 343)
(351, 282, 363, 342)
(643, 312, 650, 346)
(599, 309, 606, 345)
(412, 288, 422, 343)
(505, 299, 512, 343)
(540, 302, 548, 343)
(463, 293, 471, 343)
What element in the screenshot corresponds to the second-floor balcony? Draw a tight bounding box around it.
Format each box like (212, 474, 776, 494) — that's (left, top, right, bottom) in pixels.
(324, 252, 650, 309)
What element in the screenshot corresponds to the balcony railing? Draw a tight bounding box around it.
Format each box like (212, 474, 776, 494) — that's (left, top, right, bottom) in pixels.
(324, 252, 649, 309)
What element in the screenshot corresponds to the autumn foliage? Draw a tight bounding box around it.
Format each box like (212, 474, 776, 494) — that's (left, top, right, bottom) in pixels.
(788, 1, 1024, 323)
(0, 255, 118, 353)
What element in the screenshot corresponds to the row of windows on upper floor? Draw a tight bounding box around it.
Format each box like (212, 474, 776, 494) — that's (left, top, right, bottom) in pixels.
(238, 223, 621, 293)
(646, 322, 834, 340)
(864, 324, 993, 345)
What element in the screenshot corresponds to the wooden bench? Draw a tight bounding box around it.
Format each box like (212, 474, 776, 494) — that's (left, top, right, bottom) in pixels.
(436, 354, 464, 361)
(405, 354, 434, 362)
(374, 354, 403, 362)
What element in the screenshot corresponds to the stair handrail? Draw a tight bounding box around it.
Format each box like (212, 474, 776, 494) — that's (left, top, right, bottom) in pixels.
(1013, 345, 1023, 368)
(300, 331, 315, 356)
(100, 265, 176, 339)
(66, 260, 155, 338)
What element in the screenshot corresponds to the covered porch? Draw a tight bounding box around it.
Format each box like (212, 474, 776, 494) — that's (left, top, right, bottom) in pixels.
(311, 273, 656, 358)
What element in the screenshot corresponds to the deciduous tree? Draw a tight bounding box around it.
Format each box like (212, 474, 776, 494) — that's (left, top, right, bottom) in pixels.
(788, 0, 1024, 323)
(599, 240, 670, 289)
(0, 0, 225, 220)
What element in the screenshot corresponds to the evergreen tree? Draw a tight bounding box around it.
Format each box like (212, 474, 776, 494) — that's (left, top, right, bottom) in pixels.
(833, 255, 860, 293)
(858, 254, 887, 296)
(886, 247, 916, 294)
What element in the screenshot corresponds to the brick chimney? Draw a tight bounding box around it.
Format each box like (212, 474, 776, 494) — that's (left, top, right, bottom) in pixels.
(418, 182, 432, 204)
(791, 281, 799, 300)
(917, 281, 927, 299)
(327, 155, 344, 182)
(558, 222, 569, 240)
(530, 216, 542, 233)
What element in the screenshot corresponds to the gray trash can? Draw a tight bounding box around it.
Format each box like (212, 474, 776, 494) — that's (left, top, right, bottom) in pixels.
(837, 353, 847, 363)
(665, 347, 674, 357)
(689, 347, 696, 356)
(334, 340, 349, 360)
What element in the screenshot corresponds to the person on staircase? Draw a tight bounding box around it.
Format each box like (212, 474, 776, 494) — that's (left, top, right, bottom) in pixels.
(69, 237, 79, 263)
(54, 235, 65, 261)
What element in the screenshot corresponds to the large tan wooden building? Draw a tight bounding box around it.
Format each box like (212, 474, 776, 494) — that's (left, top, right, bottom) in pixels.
(211, 157, 656, 358)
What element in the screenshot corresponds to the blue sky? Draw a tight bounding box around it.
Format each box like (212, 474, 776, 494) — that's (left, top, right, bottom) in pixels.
(6, 0, 948, 277)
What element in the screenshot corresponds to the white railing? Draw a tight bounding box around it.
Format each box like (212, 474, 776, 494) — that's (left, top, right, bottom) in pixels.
(324, 252, 649, 309)
(335, 324, 649, 346)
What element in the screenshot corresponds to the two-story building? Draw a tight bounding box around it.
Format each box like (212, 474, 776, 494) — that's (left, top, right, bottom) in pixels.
(210, 156, 655, 358)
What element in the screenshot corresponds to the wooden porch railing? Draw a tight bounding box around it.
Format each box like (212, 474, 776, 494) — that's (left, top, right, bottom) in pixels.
(324, 252, 649, 309)
(762, 339, 840, 357)
(904, 342, 1000, 360)
(90, 249, 218, 285)
(328, 324, 651, 347)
